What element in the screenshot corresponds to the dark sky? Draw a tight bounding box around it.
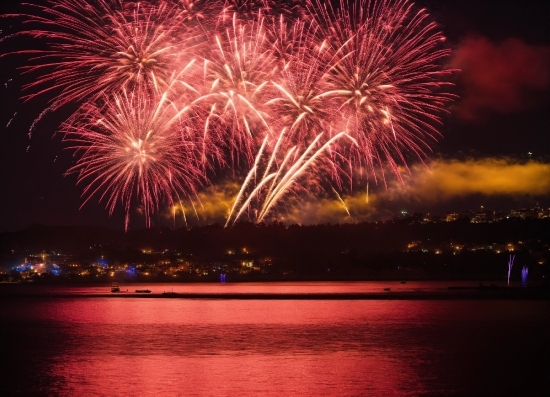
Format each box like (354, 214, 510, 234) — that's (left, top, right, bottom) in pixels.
(0, 0, 549, 232)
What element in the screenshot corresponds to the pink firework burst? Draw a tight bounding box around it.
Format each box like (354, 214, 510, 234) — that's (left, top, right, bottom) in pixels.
(62, 89, 206, 229)
(308, 0, 455, 184)
(13, 0, 194, 109)
(197, 12, 277, 163)
(267, 17, 337, 146)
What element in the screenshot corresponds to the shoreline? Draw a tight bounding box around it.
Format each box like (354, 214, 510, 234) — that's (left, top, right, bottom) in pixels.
(1, 288, 549, 300)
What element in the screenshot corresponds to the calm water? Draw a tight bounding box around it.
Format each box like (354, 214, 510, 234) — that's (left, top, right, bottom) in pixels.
(1, 282, 549, 396)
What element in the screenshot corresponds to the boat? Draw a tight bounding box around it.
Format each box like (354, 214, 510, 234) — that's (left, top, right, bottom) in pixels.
(162, 291, 178, 296)
(111, 282, 120, 292)
(383, 288, 391, 291)
(135, 289, 151, 293)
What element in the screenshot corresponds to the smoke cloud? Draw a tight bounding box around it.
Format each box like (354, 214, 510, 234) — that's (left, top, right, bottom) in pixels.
(451, 37, 550, 120)
(168, 158, 550, 226)
(395, 158, 550, 200)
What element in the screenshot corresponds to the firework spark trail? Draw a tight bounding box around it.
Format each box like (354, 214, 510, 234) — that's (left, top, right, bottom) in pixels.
(217, 0, 267, 23)
(224, 135, 269, 226)
(171, 200, 189, 228)
(196, 12, 277, 162)
(227, 130, 355, 225)
(216, 0, 304, 25)
(28, 107, 53, 140)
(266, 17, 337, 145)
(332, 185, 351, 216)
(225, 126, 298, 226)
(63, 88, 205, 229)
(6, 112, 17, 128)
(256, 132, 355, 222)
(165, 0, 211, 24)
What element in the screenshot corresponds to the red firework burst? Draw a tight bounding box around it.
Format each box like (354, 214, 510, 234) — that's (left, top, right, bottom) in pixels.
(196, 12, 277, 162)
(62, 89, 205, 229)
(12, 0, 195, 109)
(308, 0, 455, 184)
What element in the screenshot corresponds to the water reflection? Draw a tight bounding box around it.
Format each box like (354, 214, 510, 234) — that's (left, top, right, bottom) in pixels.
(44, 300, 429, 396)
(1, 296, 548, 396)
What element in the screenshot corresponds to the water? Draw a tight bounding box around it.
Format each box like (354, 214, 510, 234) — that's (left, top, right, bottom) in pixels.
(1, 282, 548, 396)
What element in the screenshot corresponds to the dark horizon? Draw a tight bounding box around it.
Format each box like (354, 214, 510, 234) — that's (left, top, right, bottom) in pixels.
(2, 217, 549, 285)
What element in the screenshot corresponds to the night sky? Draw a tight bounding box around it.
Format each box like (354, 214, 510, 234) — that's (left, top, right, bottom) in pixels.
(0, 0, 549, 232)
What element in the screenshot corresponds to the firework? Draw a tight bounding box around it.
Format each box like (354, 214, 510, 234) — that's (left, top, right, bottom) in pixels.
(196, 12, 277, 162)
(226, 129, 355, 225)
(308, 0, 455, 183)
(216, 0, 304, 24)
(62, 88, 205, 229)
(10, 0, 195, 109)
(266, 17, 336, 145)
(4, 0, 454, 227)
(164, 0, 212, 25)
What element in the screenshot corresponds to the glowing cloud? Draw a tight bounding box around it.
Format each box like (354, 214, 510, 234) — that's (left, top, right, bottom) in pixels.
(166, 181, 239, 226)
(270, 158, 550, 224)
(451, 37, 550, 120)
(400, 158, 550, 199)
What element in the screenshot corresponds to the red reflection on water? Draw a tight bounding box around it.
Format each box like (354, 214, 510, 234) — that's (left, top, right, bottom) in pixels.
(41, 299, 432, 396)
(53, 351, 422, 397)
(40, 298, 444, 324)
(3, 295, 548, 396)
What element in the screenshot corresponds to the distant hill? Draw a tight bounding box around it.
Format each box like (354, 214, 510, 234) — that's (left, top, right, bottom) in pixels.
(1, 218, 549, 255)
(1, 219, 548, 281)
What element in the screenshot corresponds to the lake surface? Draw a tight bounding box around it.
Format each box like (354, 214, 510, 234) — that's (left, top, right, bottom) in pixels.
(1, 282, 548, 396)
